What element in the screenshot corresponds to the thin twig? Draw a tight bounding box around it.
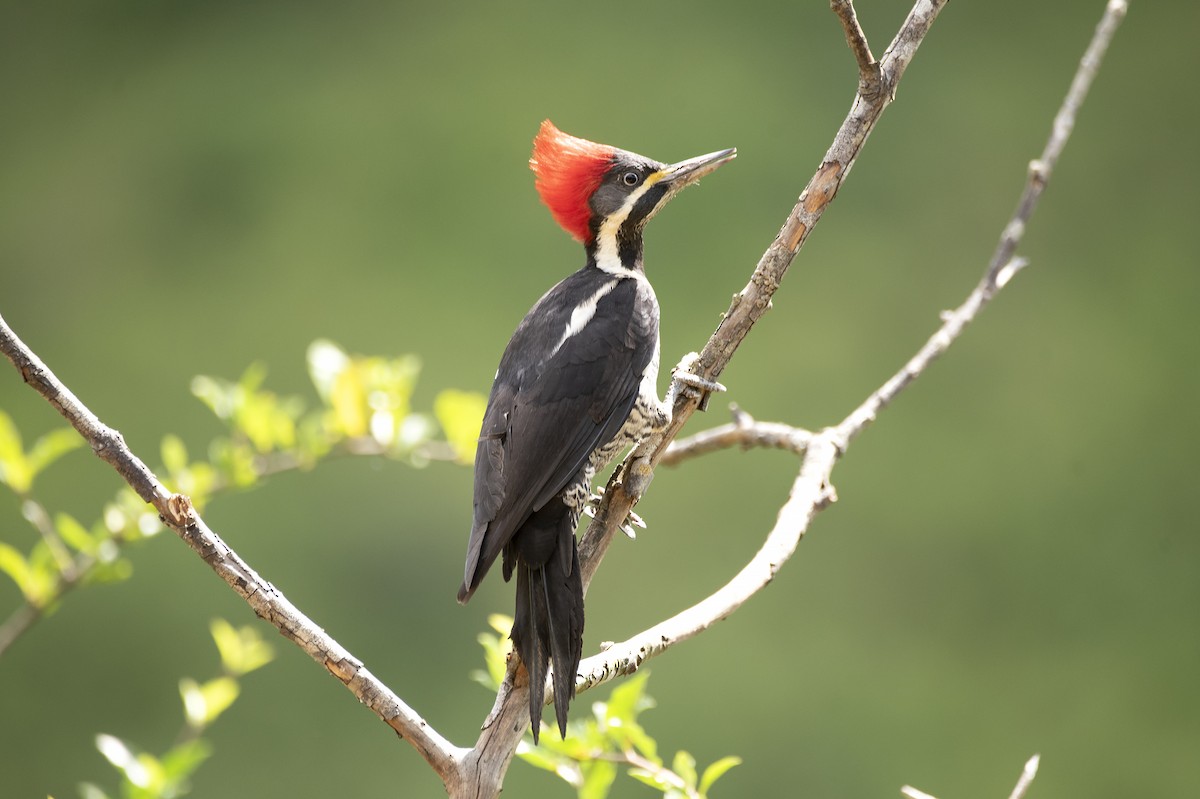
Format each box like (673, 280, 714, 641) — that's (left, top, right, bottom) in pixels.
(1008, 754, 1041, 799)
(831, 0, 878, 81)
(20, 494, 74, 572)
(661, 406, 813, 465)
(900, 752, 1040, 799)
(575, 434, 839, 693)
(0, 314, 464, 781)
(983, 0, 1128, 293)
(835, 0, 1128, 450)
(900, 786, 938, 799)
(0, 602, 43, 657)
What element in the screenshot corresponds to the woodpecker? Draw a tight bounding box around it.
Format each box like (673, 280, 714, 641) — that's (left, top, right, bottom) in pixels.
(458, 120, 735, 742)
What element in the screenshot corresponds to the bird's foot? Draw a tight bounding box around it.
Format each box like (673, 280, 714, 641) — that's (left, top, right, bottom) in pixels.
(623, 454, 655, 500)
(669, 352, 727, 411)
(583, 486, 647, 539)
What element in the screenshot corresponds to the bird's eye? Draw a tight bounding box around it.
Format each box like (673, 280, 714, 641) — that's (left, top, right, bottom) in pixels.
(622, 171, 641, 186)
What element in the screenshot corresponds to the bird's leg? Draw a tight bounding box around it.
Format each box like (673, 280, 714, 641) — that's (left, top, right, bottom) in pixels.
(582, 485, 646, 539)
(622, 456, 657, 504)
(667, 351, 727, 412)
(625, 353, 728, 501)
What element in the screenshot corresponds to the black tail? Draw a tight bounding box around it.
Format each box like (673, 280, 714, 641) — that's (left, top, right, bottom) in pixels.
(509, 507, 584, 743)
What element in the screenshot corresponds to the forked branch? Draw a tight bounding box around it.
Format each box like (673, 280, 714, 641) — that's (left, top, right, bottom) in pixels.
(568, 0, 1127, 716)
(577, 0, 951, 619)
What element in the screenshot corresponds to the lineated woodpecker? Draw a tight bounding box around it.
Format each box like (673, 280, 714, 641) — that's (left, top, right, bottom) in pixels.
(458, 120, 735, 741)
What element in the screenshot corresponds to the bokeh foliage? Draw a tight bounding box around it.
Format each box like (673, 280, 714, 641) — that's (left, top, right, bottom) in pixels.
(2, 0, 1198, 797)
(0, 339, 480, 650)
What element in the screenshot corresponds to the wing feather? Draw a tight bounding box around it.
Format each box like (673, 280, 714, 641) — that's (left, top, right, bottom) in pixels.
(460, 268, 657, 597)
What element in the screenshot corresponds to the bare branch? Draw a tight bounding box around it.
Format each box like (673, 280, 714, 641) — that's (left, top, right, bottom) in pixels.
(1007, 754, 1041, 799)
(831, 0, 878, 82)
(0, 602, 43, 657)
(835, 0, 1128, 450)
(900, 786, 939, 799)
(900, 753, 1040, 799)
(572, 0, 1125, 708)
(0, 313, 464, 781)
(576, 435, 839, 693)
(0, 2, 1127, 797)
(983, 0, 1128, 293)
(577, 0, 951, 599)
(660, 406, 812, 466)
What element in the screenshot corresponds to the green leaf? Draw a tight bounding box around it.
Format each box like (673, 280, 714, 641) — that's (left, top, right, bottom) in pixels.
(78, 782, 111, 799)
(329, 359, 368, 438)
(605, 669, 654, 726)
(179, 676, 239, 727)
(190, 375, 235, 420)
(0, 410, 31, 493)
(488, 614, 514, 636)
(194, 366, 303, 454)
(627, 768, 670, 791)
(698, 756, 742, 795)
(672, 750, 698, 791)
(433, 389, 487, 463)
(159, 738, 213, 784)
(0, 541, 57, 606)
(209, 618, 274, 676)
(237, 362, 268, 394)
(296, 412, 333, 459)
(307, 339, 350, 403)
(95, 734, 151, 788)
(579, 759, 618, 799)
(515, 740, 576, 780)
(56, 512, 97, 555)
(26, 427, 83, 479)
(83, 557, 133, 586)
(0, 542, 36, 599)
(473, 614, 513, 691)
(160, 434, 189, 476)
(207, 439, 258, 489)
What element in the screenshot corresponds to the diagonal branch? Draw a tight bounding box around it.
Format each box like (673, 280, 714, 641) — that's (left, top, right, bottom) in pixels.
(902, 753, 1040, 799)
(570, 0, 1127, 698)
(576, 434, 839, 693)
(0, 314, 465, 781)
(834, 0, 1128, 451)
(579, 0, 950, 611)
(831, 0, 879, 83)
(442, 2, 955, 787)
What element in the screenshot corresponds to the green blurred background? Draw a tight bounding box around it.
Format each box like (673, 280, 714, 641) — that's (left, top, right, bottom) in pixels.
(2, 0, 1198, 796)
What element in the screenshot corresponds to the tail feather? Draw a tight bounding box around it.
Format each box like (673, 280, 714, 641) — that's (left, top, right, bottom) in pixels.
(511, 529, 584, 743)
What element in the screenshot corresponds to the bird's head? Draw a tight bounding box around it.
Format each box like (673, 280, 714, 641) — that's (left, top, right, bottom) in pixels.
(529, 120, 735, 246)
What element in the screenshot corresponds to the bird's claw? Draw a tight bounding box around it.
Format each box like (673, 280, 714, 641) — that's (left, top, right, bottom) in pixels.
(583, 486, 647, 539)
(670, 352, 726, 411)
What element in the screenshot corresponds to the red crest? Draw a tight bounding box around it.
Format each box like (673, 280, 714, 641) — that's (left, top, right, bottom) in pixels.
(529, 120, 615, 243)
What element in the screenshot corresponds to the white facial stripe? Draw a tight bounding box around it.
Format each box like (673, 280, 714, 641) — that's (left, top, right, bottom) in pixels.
(550, 279, 620, 357)
(593, 175, 663, 275)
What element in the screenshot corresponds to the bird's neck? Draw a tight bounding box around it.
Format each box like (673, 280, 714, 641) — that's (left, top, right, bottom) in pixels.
(587, 224, 645, 277)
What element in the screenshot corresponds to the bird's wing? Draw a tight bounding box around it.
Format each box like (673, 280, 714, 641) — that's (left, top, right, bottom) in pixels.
(461, 273, 657, 596)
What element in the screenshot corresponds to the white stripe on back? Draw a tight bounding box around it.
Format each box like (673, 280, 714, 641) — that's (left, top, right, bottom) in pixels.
(549, 279, 620, 358)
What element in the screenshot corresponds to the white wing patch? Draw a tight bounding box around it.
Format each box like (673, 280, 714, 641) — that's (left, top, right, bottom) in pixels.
(550, 279, 620, 358)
